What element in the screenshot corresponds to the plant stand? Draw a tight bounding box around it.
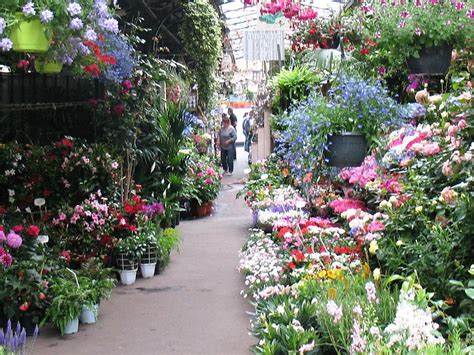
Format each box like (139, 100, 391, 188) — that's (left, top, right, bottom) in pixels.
(117, 253, 138, 285)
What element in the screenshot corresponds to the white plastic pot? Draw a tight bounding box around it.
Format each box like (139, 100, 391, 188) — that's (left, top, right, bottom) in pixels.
(120, 269, 138, 285)
(80, 305, 98, 324)
(140, 263, 157, 278)
(63, 318, 79, 335)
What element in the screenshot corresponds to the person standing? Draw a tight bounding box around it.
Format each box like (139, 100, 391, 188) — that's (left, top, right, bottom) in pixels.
(242, 112, 251, 153)
(218, 114, 237, 176)
(228, 107, 238, 160)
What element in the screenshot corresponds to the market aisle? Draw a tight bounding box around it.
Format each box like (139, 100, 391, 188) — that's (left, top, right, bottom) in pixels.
(33, 147, 254, 355)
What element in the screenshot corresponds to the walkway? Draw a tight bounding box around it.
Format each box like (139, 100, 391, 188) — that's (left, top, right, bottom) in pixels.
(34, 147, 254, 355)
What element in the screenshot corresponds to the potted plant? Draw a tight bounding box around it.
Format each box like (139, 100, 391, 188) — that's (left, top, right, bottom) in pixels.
(138, 225, 160, 278)
(77, 261, 115, 324)
(158, 228, 181, 270)
(43, 275, 85, 336)
(114, 236, 141, 286)
(354, 0, 472, 74)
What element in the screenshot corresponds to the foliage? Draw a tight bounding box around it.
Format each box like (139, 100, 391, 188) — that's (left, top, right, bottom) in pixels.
(158, 227, 181, 268)
(179, 0, 223, 110)
(270, 66, 321, 114)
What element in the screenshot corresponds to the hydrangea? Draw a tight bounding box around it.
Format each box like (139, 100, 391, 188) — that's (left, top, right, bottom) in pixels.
(69, 18, 84, 30)
(67, 2, 82, 16)
(6, 232, 22, 249)
(0, 38, 13, 52)
(0, 17, 5, 34)
(40, 9, 54, 24)
(22, 2, 36, 17)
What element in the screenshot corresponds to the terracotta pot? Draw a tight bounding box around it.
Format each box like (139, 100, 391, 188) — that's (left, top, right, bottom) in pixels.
(192, 203, 208, 218)
(205, 201, 213, 215)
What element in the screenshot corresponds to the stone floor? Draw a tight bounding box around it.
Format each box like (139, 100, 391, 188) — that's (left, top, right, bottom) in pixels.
(33, 147, 254, 355)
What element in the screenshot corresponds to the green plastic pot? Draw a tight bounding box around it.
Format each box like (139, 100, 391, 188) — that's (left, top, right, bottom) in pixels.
(10, 15, 50, 53)
(35, 61, 63, 74)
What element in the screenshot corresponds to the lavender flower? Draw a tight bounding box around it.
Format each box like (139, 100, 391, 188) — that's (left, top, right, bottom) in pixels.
(40, 9, 54, 24)
(350, 320, 367, 354)
(22, 2, 36, 17)
(95, 1, 110, 18)
(1, 37, 14, 52)
(85, 28, 98, 41)
(67, 2, 82, 16)
(142, 202, 165, 218)
(0, 17, 5, 34)
(365, 281, 379, 304)
(99, 18, 119, 33)
(69, 18, 84, 30)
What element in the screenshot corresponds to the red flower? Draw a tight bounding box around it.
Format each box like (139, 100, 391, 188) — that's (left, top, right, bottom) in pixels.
(113, 103, 125, 116)
(288, 262, 296, 270)
(60, 137, 73, 148)
(26, 225, 40, 237)
(59, 250, 71, 263)
(84, 64, 101, 77)
(291, 250, 305, 262)
(360, 47, 370, 55)
(99, 54, 116, 65)
(0, 207, 6, 215)
(12, 225, 23, 233)
(39, 292, 46, 300)
(19, 302, 29, 312)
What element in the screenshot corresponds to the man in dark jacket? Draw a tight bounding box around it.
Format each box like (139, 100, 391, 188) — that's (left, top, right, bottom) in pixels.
(228, 107, 238, 160)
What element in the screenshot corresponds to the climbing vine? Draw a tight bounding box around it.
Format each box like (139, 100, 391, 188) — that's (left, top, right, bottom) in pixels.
(179, 0, 223, 111)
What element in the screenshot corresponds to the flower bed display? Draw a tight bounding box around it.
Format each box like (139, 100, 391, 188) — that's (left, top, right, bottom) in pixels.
(239, 85, 473, 353)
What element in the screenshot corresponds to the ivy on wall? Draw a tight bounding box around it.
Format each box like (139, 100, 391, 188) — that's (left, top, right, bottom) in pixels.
(179, 0, 223, 111)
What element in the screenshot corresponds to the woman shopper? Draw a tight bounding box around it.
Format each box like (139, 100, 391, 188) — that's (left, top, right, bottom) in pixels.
(218, 114, 237, 176)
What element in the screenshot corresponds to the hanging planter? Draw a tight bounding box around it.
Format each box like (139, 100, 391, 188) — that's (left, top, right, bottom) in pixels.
(9, 15, 50, 53)
(116, 252, 138, 285)
(79, 305, 98, 324)
(35, 61, 63, 74)
(63, 318, 79, 335)
(139, 244, 158, 279)
(407, 44, 452, 74)
(325, 133, 367, 168)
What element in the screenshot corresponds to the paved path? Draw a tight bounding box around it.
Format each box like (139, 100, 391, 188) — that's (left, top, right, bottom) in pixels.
(34, 148, 254, 355)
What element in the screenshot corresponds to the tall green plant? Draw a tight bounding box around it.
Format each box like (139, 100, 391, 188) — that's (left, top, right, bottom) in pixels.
(179, 0, 223, 110)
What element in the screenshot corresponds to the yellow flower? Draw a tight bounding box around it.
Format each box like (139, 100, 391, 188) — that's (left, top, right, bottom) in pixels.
(318, 270, 327, 279)
(369, 240, 379, 255)
(363, 263, 371, 279)
(373, 268, 381, 281)
(327, 287, 337, 300)
(415, 206, 423, 213)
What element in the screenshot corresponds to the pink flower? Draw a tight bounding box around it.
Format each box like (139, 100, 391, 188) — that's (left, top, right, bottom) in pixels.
(204, 178, 213, 184)
(365, 281, 379, 304)
(415, 27, 422, 36)
(368, 221, 385, 233)
(0, 231, 5, 242)
(399, 21, 406, 28)
(442, 161, 453, 176)
(377, 66, 386, 74)
(468, 9, 474, 19)
(455, 2, 465, 10)
(7, 232, 22, 249)
(326, 301, 343, 323)
(400, 10, 410, 17)
(197, 172, 204, 178)
(457, 119, 467, 129)
(59, 212, 66, 221)
(0, 247, 13, 267)
(330, 199, 367, 214)
(207, 167, 215, 175)
(421, 143, 441, 156)
(448, 125, 458, 137)
(374, 31, 382, 39)
(440, 187, 457, 204)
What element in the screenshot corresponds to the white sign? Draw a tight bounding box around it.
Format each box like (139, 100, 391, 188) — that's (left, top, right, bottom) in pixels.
(244, 30, 285, 61)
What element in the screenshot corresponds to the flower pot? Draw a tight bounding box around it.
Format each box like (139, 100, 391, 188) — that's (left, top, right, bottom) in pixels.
(10, 15, 50, 53)
(140, 262, 156, 278)
(325, 133, 367, 167)
(80, 305, 98, 324)
(63, 318, 79, 335)
(35, 61, 63, 74)
(120, 269, 138, 285)
(407, 44, 452, 74)
(191, 203, 208, 218)
(205, 201, 213, 215)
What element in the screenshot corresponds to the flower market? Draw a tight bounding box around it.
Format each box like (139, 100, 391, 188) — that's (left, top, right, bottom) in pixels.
(0, 0, 473, 354)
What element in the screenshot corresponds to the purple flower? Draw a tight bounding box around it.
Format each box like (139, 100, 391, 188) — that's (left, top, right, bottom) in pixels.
(142, 202, 165, 218)
(0, 17, 5, 35)
(6, 232, 22, 249)
(467, 9, 474, 18)
(22, 2, 36, 17)
(0, 38, 13, 52)
(85, 28, 98, 41)
(377, 66, 386, 74)
(67, 3, 82, 16)
(70, 18, 84, 30)
(399, 20, 406, 28)
(40, 9, 54, 24)
(400, 10, 410, 18)
(99, 18, 119, 33)
(415, 27, 422, 36)
(95, 3, 110, 18)
(455, 2, 465, 10)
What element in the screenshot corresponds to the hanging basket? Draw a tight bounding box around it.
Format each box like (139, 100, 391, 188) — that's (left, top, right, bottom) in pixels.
(407, 44, 452, 75)
(35, 61, 63, 74)
(10, 15, 50, 53)
(325, 133, 367, 168)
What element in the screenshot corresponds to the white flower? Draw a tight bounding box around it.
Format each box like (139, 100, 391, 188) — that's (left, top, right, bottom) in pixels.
(8, 189, 15, 197)
(298, 340, 315, 353)
(243, 168, 251, 174)
(260, 173, 269, 180)
(37, 235, 49, 244)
